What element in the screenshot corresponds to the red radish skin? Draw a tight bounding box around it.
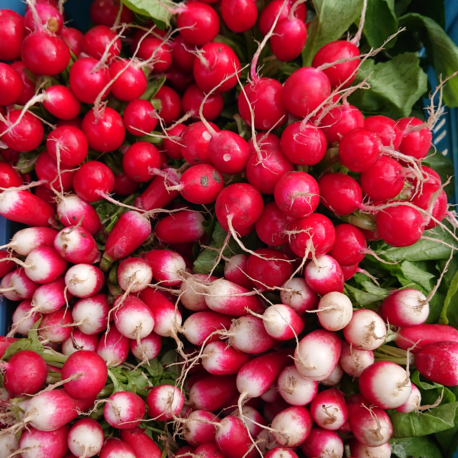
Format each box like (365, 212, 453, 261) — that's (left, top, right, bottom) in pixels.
(348, 439, 391, 458)
(317, 291, 353, 332)
(310, 388, 348, 431)
(224, 254, 253, 290)
(96, 327, 130, 367)
(179, 274, 216, 312)
(54, 226, 100, 265)
(65, 264, 104, 298)
(181, 311, 232, 346)
(221, 0, 257, 32)
(295, 329, 341, 381)
(11, 300, 40, 336)
(20, 425, 70, 458)
(104, 391, 146, 429)
(174, 446, 196, 457)
(271, 12, 307, 62)
(258, 0, 306, 36)
(0, 251, 16, 279)
(68, 418, 104, 458)
(0, 9, 25, 61)
(24, 3, 63, 34)
(100, 438, 136, 458)
(189, 374, 238, 411)
(394, 324, 458, 352)
(62, 330, 99, 356)
(261, 304, 305, 340)
(146, 384, 184, 421)
(0, 110, 44, 152)
(230, 405, 266, 437)
(0, 162, 22, 190)
(23, 247, 68, 284)
(154, 85, 182, 125)
(130, 332, 162, 361)
(215, 415, 257, 458)
(208, 130, 250, 175)
(123, 99, 158, 136)
(171, 35, 196, 72)
(180, 164, 224, 205)
(280, 277, 319, 315)
(343, 309, 387, 351)
(202, 341, 251, 375)
(31, 276, 69, 314)
(0, 63, 23, 106)
(57, 194, 102, 235)
(82, 25, 120, 61)
(114, 172, 139, 196)
(62, 26, 84, 56)
(320, 104, 364, 143)
(44, 87, 82, 122)
(319, 173, 363, 216)
(35, 151, 75, 193)
(182, 410, 221, 446)
(164, 124, 186, 159)
(144, 249, 186, 287)
(39, 308, 74, 343)
(156, 211, 205, 244)
(46, 125, 88, 167)
(411, 183, 448, 230)
(69, 57, 110, 104)
(182, 84, 223, 122)
(380, 288, 429, 327)
(277, 365, 318, 406)
(397, 117, 432, 160)
(305, 255, 344, 295)
(181, 121, 220, 165)
(340, 340, 374, 378)
(119, 427, 161, 458)
(272, 406, 313, 448)
(113, 296, 155, 340)
(136, 36, 172, 73)
(109, 60, 148, 101)
(117, 257, 153, 292)
(301, 427, 344, 458)
(328, 224, 367, 266)
(339, 128, 381, 173)
(72, 161, 115, 202)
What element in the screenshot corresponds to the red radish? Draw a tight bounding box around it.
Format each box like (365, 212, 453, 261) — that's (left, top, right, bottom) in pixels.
(46, 125, 88, 167)
(69, 57, 110, 104)
(396, 383, 421, 413)
(281, 278, 319, 315)
(0, 110, 44, 152)
(318, 173, 363, 216)
(189, 375, 238, 411)
(137, 36, 172, 73)
(215, 416, 257, 458)
(68, 418, 104, 458)
(1, 350, 47, 396)
(19, 425, 70, 458)
(328, 224, 367, 266)
(100, 438, 136, 458)
(123, 99, 158, 136)
(397, 117, 432, 160)
(102, 211, 151, 266)
(180, 164, 225, 205)
(295, 329, 341, 381)
(117, 257, 153, 292)
(301, 427, 344, 458)
(35, 151, 75, 193)
(24, 3, 63, 34)
(339, 128, 381, 172)
(221, 0, 257, 32)
(153, 86, 181, 125)
(258, 0, 306, 36)
(282, 67, 331, 117)
(163, 124, 186, 159)
(120, 427, 162, 458)
(182, 84, 223, 121)
(90, 0, 134, 26)
(81, 107, 125, 153)
(340, 340, 374, 378)
(320, 103, 364, 143)
(182, 410, 221, 446)
(65, 264, 104, 298)
(179, 274, 216, 311)
(109, 59, 148, 101)
(343, 309, 386, 351)
(171, 35, 196, 72)
(140, 288, 183, 338)
(271, 406, 312, 447)
(72, 161, 114, 202)
(61, 26, 84, 56)
(11, 300, 40, 335)
(113, 296, 155, 340)
(144, 249, 186, 286)
(104, 391, 145, 429)
(224, 255, 253, 290)
(156, 211, 205, 244)
(39, 307, 73, 343)
(30, 276, 69, 314)
(57, 194, 101, 236)
(20, 247, 67, 284)
(277, 365, 317, 406)
(411, 183, 447, 230)
(376, 205, 424, 247)
(359, 361, 411, 409)
(114, 172, 139, 196)
(181, 311, 232, 346)
(310, 388, 348, 431)
(62, 350, 108, 400)
(380, 288, 429, 327)
(304, 255, 344, 295)
(54, 226, 100, 265)
(43, 85, 81, 120)
(0, 162, 22, 190)
(393, 324, 458, 352)
(130, 332, 162, 361)
(230, 405, 266, 437)
(176, 2, 220, 46)
(0, 9, 25, 61)
(96, 327, 129, 367)
(205, 278, 264, 316)
(348, 439, 391, 458)
(0, 251, 15, 279)
(316, 291, 353, 331)
(0, 63, 23, 106)
(288, 213, 336, 258)
(260, 304, 304, 340)
(82, 25, 121, 62)
(202, 341, 251, 375)
(146, 384, 184, 421)
(1, 268, 38, 300)
(180, 121, 220, 164)
(62, 330, 99, 356)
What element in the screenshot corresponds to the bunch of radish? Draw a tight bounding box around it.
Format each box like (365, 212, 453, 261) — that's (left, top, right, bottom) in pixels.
(0, 0, 457, 457)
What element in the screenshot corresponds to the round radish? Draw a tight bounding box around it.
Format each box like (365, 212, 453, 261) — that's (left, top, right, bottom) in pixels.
(54, 226, 100, 265)
(104, 391, 145, 429)
(72, 293, 110, 335)
(130, 332, 162, 361)
(146, 384, 184, 421)
(343, 309, 387, 351)
(310, 388, 348, 431)
(113, 296, 155, 341)
(117, 257, 153, 293)
(304, 255, 344, 295)
(65, 264, 104, 298)
(301, 427, 344, 458)
(62, 330, 99, 356)
(280, 278, 319, 315)
(317, 291, 353, 331)
(261, 304, 305, 340)
(380, 288, 429, 327)
(272, 406, 313, 448)
(277, 365, 318, 406)
(19, 425, 70, 458)
(202, 341, 251, 375)
(340, 340, 374, 378)
(68, 418, 104, 458)
(96, 327, 129, 367)
(396, 383, 421, 413)
(348, 439, 391, 458)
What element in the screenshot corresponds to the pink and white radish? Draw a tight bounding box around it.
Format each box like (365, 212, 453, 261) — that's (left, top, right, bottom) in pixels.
(182, 410, 221, 446)
(393, 324, 458, 352)
(343, 309, 387, 350)
(179, 274, 216, 311)
(156, 210, 205, 244)
(271, 406, 313, 448)
(119, 427, 162, 458)
(301, 427, 344, 458)
(11, 300, 40, 335)
(316, 291, 353, 331)
(57, 194, 101, 236)
(224, 254, 253, 290)
(68, 418, 104, 458)
(230, 405, 266, 437)
(348, 439, 391, 458)
(31, 276, 69, 313)
(146, 384, 185, 420)
(39, 308, 74, 343)
(321, 363, 344, 386)
(22, 247, 68, 284)
(117, 257, 153, 292)
(181, 311, 233, 346)
(130, 332, 162, 361)
(304, 255, 344, 295)
(396, 383, 421, 413)
(261, 383, 281, 402)
(62, 329, 99, 356)
(0, 430, 19, 458)
(100, 438, 136, 458)
(310, 388, 348, 431)
(280, 277, 319, 315)
(144, 249, 186, 287)
(0, 267, 38, 300)
(113, 295, 155, 341)
(215, 415, 257, 458)
(19, 424, 70, 458)
(65, 264, 104, 298)
(104, 391, 146, 429)
(54, 226, 100, 264)
(277, 365, 318, 406)
(380, 288, 429, 327)
(259, 304, 304, 340)
(202, 341, 251, 375)
(1, 227, 57, 256)
(72, 293, 110, 335)
(96, 327, 130, 367)
(339, 340, 375, 378)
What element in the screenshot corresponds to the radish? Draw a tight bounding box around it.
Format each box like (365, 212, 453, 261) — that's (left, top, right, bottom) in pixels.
(343, 309, 387, 351)
(0, 268, 38, 300)
(153, 86, 181, 124)
(39, 307, 74, 343)
(180, 121, 220, 164)
(265, 449, 298, 458)
(117, 257, 153, 293)
(258, 0, 306, 36)
(348, 439, 391, 458)
(18, 247, 67, 284)
(277, 365, 318, 406)
(123, 99, 158, 136)
(257, 428, 282, 453)
(259, 304, 305, 340)
(54, 226, 100, 265)
(113, 295, 155, 341)
(181, 311, 233, 346)
(380, 288, 429, 327)
(24, 3, 63, 34)
(61, 26, 84, 57)
(310, 388, 348, 431)
(122, 142, 161, 183)
(202, 341, 251, 375)
(322, 362, 344, 386)
(0, 251, 15, 279)
(156, 211, 205, 245)
(11, 300, 40, 335)
(176, 2, 220, 45)
(410, 183, 447, 230)
(130, 331, 162, 361)
(65, 264, 104, 298)
(146, 384, 184, 420)
(340, 340, 374, 378)
(100, 438, 136, 458)
(182, 84, 223, 122)
(301, 427, 344, 458)
(68, 418, 104, 458)
(178, 164, 224, 205)
(119, 427, 162, 458)
(96, 327, 130, 367)
(304, 255, 344, 295)
(226, 315, 278, 354)
(261, 383, 280, 402)
(104, 391, 145, 429)
(194, 442, 224, 458)
(215, 415, 257, 458)
(393, 324, 458, 352)
(180, 274, 216, 311)
(328, 224, 367, 266)
(182, 411, 221, 446)
(320, 103, 364, 143)
(57, 194, 102, 236)
(163, 125, 186, 160)
(43, 88, 82, 123)
(35, 151, 75, 193)
(221, 0, 257, 32)
(271, 406, 313, 447)
(62, 350, 108, 400)
(230, 405, 266, 437)
(396, 383, 421, 413)
(294, 329, 341, 381)
(109, 59, 147, 101)
(0, 9, 24, 61)
(0, 63, 23, 106)
(102, 211, 151, 268)
(30, 276, 69, 314)
(136, 35, 172, 73)
(72, 161, 115, 203)
(254, 202, 295, 248)
(189, 374, 238, 411)
(397, 117, 432, 160)
(316, 291, 353, 331)
(19, 425, 70, 458)
(144, 249, 186, 287)
(0, 162, 22, 190)
(224, 255, 253, 290)
(62, 330, 99, 356)
(280, 277, 319, 315)
(1, 350, 47, 396)
(1, 227, 57, 256)
(72, 293, 110, 335)
(0, 430, 19, 458)
(205, 278, 264, 316)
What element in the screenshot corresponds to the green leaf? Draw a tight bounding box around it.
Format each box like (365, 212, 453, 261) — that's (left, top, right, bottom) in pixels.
(142, 76, 167, 101)
(302, 0, 365, 66)
(390, 436, 443, 458)
(399, 13, 458, 107)
(348, 52, 428, 118)
(1, 338, 44, 361)
(423, 152, 455, 200)
(344, 283, 386, 306)
(121, 0, 172, 27)
(439, 269, 458, 325)
(364, 0, 398, 48)
(144, 358, 164, 378)
(399, 261, 435, 292)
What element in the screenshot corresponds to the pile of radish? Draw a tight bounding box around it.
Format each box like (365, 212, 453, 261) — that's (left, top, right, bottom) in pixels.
(0, 0, 457, 457)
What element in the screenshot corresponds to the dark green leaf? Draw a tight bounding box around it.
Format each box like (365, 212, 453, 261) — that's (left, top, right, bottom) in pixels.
(344, 283, 386, 306)
(394, 0, 411, 17)
(439, 269, 458, 325)
(348, 52, 428, 118)
(143, 76, 167, 101)
(399, 13, 458, 107)
(144, 358, 164, 378)
(364, 0, 398, 48)
(302, 0, 365, 66)
(399, 261, 435, 291)
(390, 436, 443, 458)
(121, 0, 172, 27)
(404, 0, 446, 29)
